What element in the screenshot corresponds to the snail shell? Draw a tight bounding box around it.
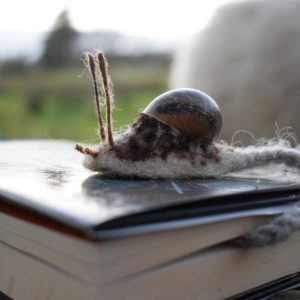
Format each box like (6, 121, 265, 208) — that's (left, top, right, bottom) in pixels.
(143, 88, 222, 143)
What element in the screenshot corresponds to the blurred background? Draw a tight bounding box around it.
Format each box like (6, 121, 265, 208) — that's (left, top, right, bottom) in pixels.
(1, 0, 299, 142)
(0, 0, 223, 142)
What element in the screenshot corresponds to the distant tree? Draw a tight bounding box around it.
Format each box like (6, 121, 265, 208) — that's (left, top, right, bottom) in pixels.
(39, 10, 78, 68)
(0, 58, 29, 75)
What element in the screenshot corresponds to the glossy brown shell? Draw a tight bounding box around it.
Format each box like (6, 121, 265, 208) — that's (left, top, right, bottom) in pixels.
(143, 88, 222, 143)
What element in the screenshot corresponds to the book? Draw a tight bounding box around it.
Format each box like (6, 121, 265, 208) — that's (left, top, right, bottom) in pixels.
(1, 140, 300, 300)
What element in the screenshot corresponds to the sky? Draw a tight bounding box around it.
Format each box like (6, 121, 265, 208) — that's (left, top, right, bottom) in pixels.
(1, 0, 229, 39)
(0, 0, 232, 60)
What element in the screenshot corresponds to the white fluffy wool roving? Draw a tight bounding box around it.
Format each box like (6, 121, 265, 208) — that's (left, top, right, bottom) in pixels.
(170, 0, 300, 140)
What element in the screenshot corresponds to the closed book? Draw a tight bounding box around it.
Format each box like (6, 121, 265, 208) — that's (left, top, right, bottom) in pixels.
(1, 140, 300, 300)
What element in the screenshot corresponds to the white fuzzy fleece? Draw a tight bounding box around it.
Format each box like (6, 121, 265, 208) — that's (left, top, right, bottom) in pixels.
(82, 141, 300, 179)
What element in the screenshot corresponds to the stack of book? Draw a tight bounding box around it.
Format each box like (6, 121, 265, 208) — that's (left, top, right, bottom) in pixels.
(1, 140, 300, 300)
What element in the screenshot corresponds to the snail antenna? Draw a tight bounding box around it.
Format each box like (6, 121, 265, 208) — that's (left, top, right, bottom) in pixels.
(85, 52, 106, 142)
(96, 50, 115, 149)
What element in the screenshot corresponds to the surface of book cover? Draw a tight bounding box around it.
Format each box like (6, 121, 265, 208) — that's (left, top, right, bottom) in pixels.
(0, 140, 300, 238)
(1, 140, 300, 300)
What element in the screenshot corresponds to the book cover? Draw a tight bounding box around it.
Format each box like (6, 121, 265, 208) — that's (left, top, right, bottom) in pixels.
(1, 140, 299, 238)
(1, 140, 300, 300)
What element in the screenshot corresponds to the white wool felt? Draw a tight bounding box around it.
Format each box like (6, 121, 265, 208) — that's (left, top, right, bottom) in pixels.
(82, 141, 300, 179)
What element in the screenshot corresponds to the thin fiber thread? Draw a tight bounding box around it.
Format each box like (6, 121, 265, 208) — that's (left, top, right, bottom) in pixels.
(85, 51, 114, 148)
(85, 53, 106, 142)
(97, 51, 114, 148)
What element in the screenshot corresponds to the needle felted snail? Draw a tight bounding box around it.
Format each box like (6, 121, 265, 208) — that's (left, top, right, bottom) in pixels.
(76, 51, 300, 178)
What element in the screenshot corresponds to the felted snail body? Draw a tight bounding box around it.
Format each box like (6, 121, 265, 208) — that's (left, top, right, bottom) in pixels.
(108, 88, 222, 163)
(76, 51, 300, 179)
